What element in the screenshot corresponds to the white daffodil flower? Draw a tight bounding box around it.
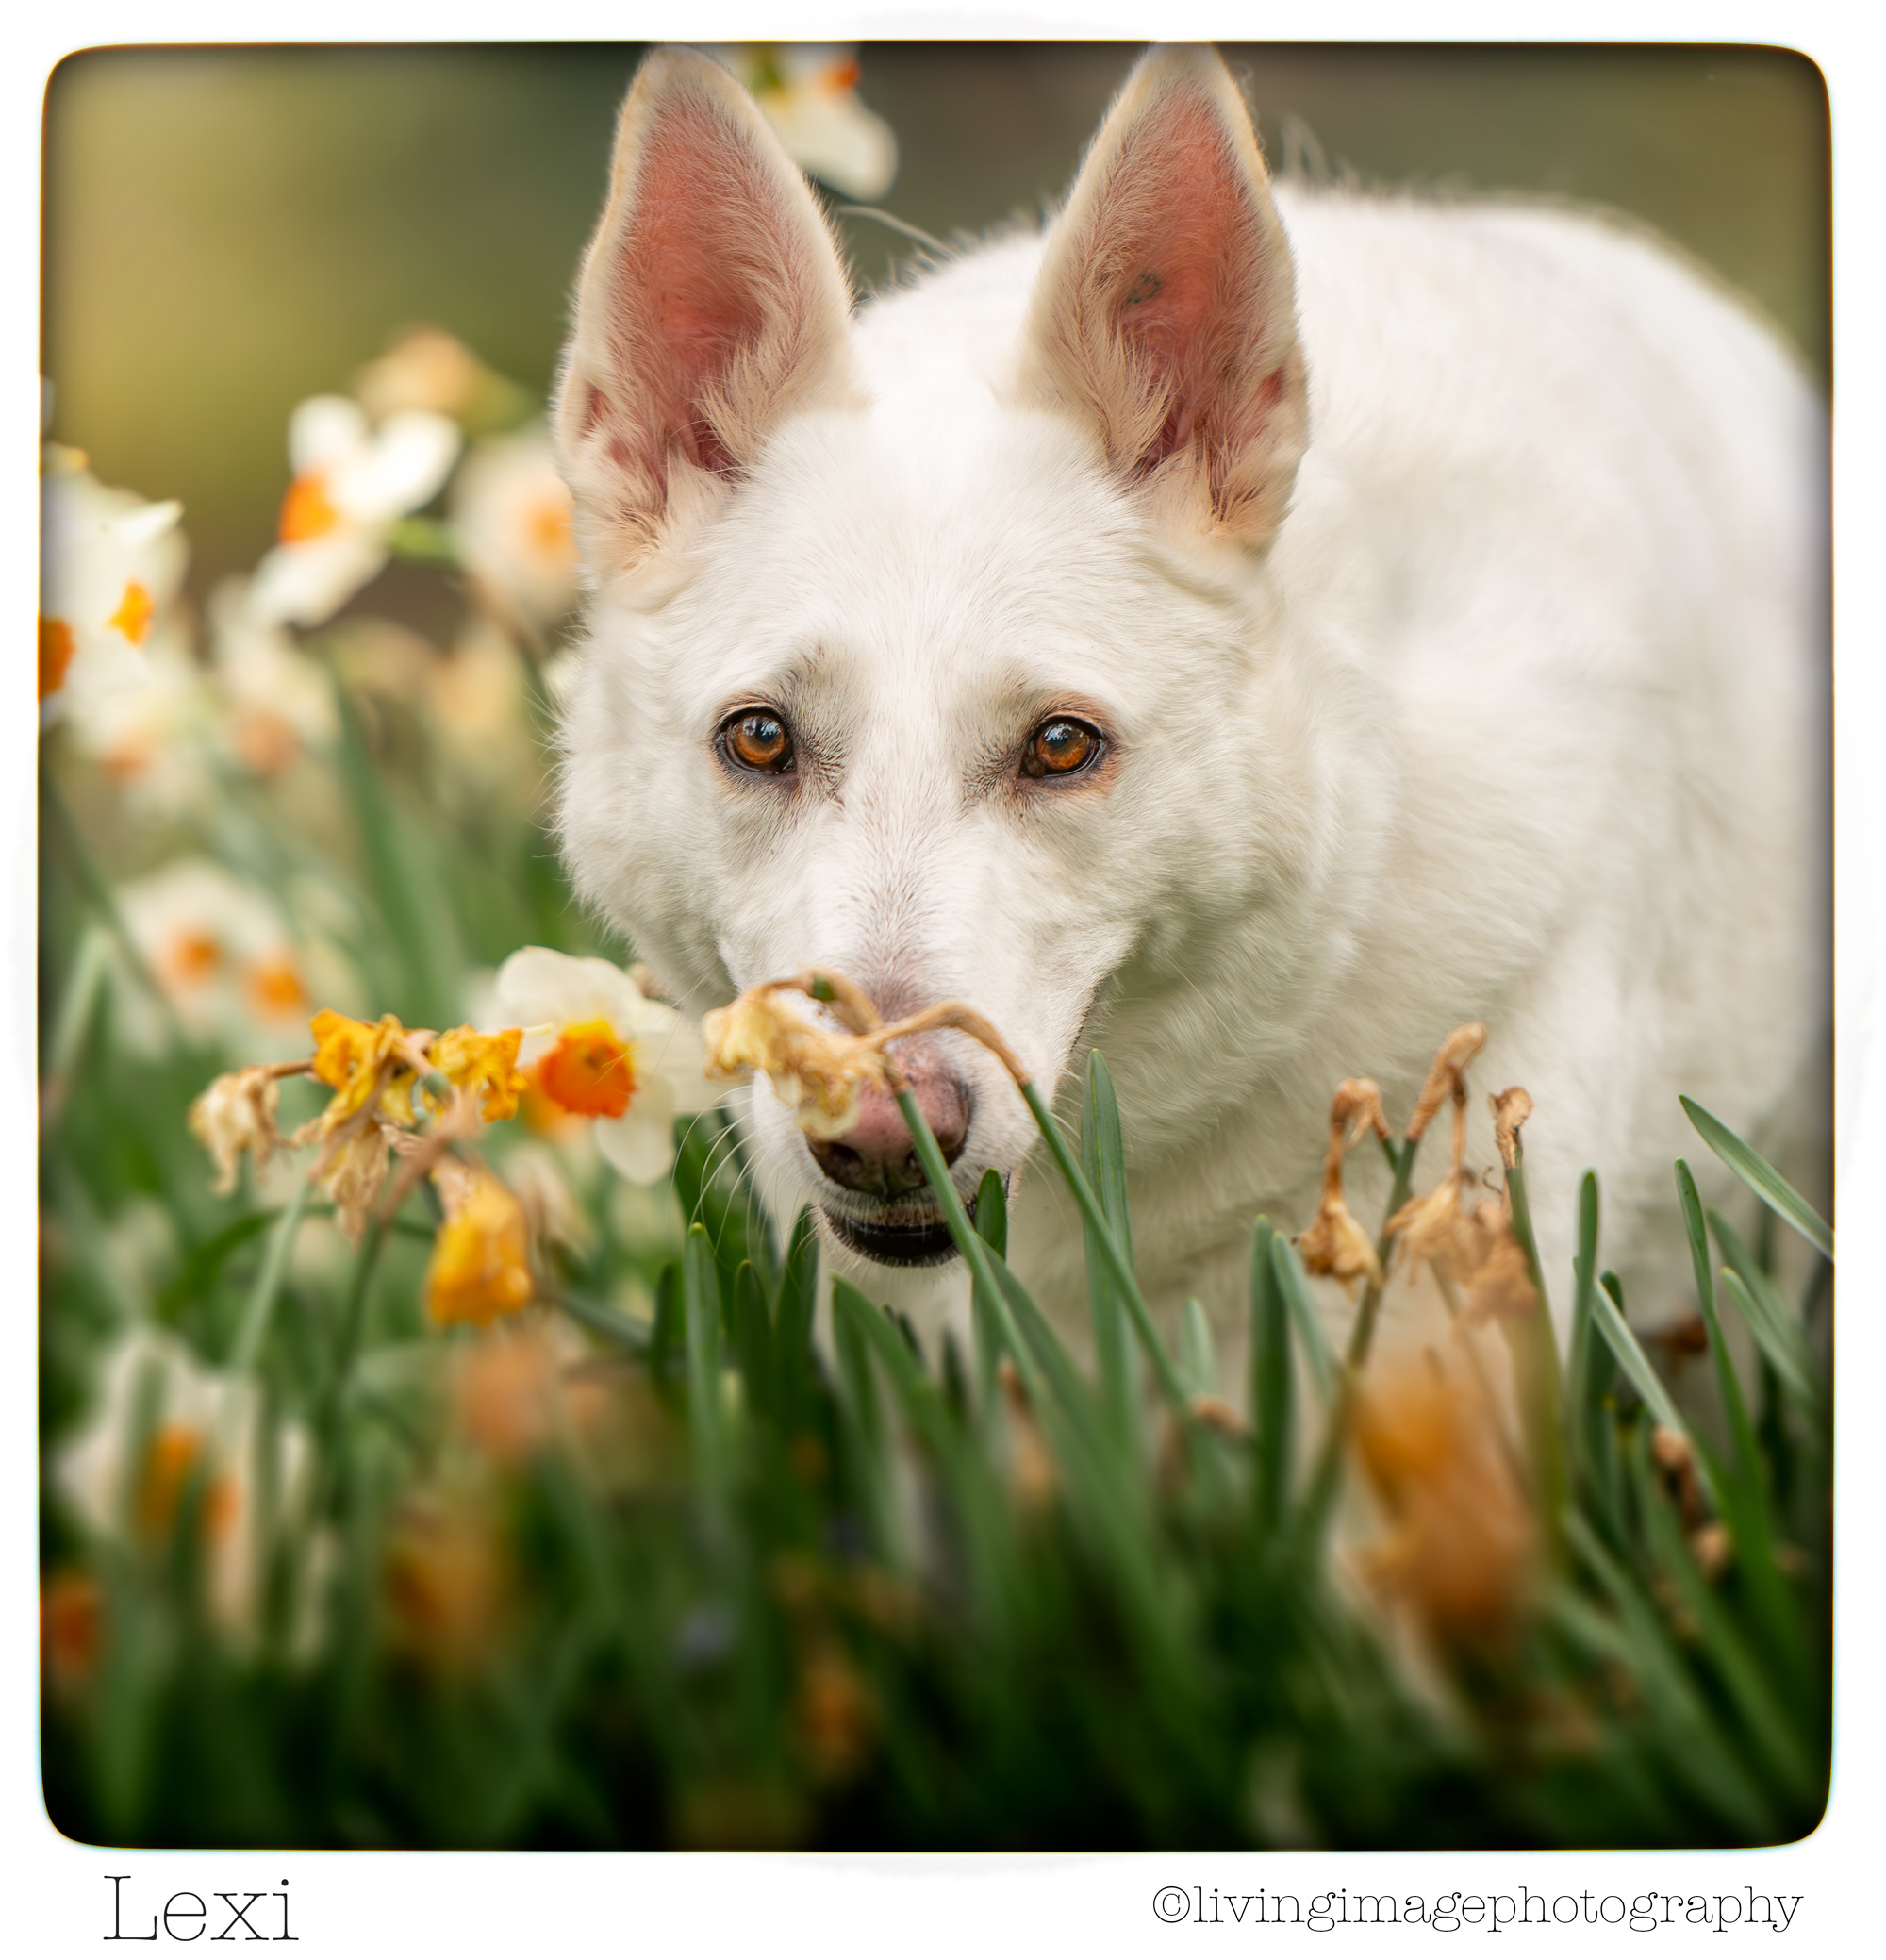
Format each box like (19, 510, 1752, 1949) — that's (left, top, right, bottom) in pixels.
(40, 445, 187, 723)
(207, 575, 338, 776)
(493, 945, 720, 1183)
(54, 1321, 311, 1644)
(247, 395, 460, 629)
(708, 44, 898, 201)
(115, 856, 311, 1057)
(450, 423, 579, 633)
(58, 625, 217, 817)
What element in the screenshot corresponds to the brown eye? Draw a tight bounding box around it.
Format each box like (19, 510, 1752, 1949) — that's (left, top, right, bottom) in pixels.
(721, 708, 795, 775)
(1021, 717, 1102, 779)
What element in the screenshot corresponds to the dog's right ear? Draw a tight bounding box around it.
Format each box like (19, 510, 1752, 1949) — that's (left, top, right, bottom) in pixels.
(554, 48, 861, 578)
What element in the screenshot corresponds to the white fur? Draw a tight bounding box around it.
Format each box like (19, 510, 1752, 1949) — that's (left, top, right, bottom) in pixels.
(554, 49, 1828, 1358)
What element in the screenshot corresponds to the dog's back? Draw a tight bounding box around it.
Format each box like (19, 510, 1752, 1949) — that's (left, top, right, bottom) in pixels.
(554, 48, 1827, 1351)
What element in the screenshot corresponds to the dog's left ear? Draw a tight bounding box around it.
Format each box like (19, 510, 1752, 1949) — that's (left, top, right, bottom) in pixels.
(1020, 46, 1306, 551)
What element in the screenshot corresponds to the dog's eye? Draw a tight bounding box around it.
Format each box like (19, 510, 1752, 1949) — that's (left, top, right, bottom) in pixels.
(1021, 718, 1103, 779)
(720, 709, 795, 775)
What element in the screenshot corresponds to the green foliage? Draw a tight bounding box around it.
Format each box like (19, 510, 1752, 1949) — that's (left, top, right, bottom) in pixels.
(41, 913, 1834, 1843)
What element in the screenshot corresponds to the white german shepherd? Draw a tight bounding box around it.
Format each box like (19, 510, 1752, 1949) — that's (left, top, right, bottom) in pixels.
(552, 44, 1827, 1351)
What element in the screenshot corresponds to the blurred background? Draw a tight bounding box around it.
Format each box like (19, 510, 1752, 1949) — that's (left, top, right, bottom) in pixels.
(46, 42, 1828, 601)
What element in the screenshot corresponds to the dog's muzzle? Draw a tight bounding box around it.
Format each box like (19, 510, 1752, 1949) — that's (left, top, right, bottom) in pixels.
(809, 1064, 976, 1265)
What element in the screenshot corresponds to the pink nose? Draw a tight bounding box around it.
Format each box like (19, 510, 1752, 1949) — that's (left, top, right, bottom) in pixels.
(807, 1071, 969, 1199)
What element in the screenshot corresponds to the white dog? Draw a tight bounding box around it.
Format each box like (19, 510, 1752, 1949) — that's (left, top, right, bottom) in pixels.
(552, 45, 1827, 1354)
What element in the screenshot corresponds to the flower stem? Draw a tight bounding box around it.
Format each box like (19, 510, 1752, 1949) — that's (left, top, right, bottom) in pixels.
(317, 1212, 390, 1480)
(1344, 1133, 1423, 1372)
(40, 770, 189, 1047)
(891, 1086, 1047, 1408)
(229, 1175, 316, 1376)
(1015, 1080, 1190, 1414)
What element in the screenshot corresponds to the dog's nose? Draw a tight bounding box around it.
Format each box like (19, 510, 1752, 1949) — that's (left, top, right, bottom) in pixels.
(807, 1074, 968, 1199)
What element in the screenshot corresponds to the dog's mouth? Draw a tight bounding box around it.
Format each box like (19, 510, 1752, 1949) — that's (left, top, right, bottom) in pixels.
(820, 1187, 979, 1269)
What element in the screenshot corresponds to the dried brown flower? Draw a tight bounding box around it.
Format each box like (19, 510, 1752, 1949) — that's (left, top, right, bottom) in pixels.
(189, 1064, 290, 1196)
(1297, 1076, 1389, 1287)
(1405, 1023, 1487, 1141)
(1490, 1086, 1533, 1170)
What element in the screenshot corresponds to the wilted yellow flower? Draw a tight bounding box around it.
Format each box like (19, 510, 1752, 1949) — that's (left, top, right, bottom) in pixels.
(309, 1009, 419, 1128)
(1353, 1367, 1536, 1656)
(431, 1024, 528, 1123)
(188, 1064, 289, 1196)
(322, 1123, 395, 1241)
(703, 987, 890, 1140)
(425, 1162, 535, 1327)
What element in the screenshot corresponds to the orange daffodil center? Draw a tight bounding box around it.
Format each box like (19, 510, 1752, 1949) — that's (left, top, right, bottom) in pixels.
(38, 445, 187, 714)
(106, 579, 156, 645)
(535, 1019, 636, 1119)
(38, 618, 76, 701)
(493, 946, 720, 1185)
(278, 472, 341, 543)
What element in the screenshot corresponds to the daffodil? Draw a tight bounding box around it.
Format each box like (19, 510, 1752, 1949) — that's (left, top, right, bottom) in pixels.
(247, 395, 460, 628)
(115, 858, 311, 1056)
(703, 986, 890, 1141)
(189, 1064, 290, 1197)
(449, 423, 579, 633)
(59, 635, 216, 817)
(493, 947, 720, 1183)
(383, 1490, 510, 1672)
(53, 1322, 312, 1642)
(1352, 1366, 1536, 1658)
(207, 574, 337, 775)
(39, 445, 187, 721)
(431, 1024, 528, 1123)
(425, 1160, 535, 1326)
(1296, 1078, 1389, 1289)
(354, 326, 495, 424)
(708, 44, 898, 201)
(307, 1008, 420, 1126)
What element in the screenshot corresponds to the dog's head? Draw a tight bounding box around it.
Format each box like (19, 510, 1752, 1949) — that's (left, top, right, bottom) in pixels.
(554, 46, 1315, 1263)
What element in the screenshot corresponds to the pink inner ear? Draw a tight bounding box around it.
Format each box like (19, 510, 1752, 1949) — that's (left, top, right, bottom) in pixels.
(604, 96, 783, 485)
(1099, 91, 1266, 471)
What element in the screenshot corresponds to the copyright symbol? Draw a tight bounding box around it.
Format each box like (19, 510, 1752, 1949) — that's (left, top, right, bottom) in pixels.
(1153, 1887, 1190, 1924)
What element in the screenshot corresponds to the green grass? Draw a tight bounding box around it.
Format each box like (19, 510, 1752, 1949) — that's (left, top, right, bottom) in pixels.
(40, 884, 1833, 1844)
